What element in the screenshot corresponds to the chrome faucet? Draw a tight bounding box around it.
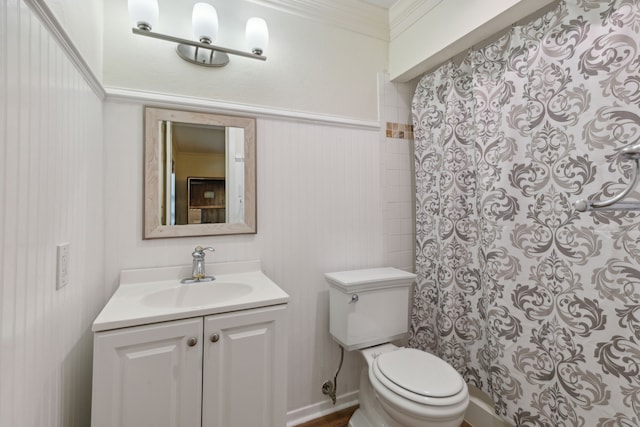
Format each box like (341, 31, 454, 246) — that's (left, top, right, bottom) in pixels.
(181, 246, 215, 283)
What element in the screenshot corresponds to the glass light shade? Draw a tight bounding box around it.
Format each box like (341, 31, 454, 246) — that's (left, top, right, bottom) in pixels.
(128, 0, 159, 30)
(245, 17, 268, 55)
(192, 3, 218, 43)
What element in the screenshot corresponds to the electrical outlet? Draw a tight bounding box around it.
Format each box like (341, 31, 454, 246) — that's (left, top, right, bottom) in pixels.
(56, 243, 70, 289)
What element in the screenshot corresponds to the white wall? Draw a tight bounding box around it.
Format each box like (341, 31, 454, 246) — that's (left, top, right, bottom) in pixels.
(103, 98, 400, 419)
(0, 0, 491, 423)
(0, 2, 105, 427)
(0, 0, 413, 422)
(102, 0, 387, 121)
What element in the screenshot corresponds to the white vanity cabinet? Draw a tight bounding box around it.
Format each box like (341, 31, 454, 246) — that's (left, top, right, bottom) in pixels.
(203, 305, 287, 427)
(91, 304, 288, 427)
(91, 318, 204, 427)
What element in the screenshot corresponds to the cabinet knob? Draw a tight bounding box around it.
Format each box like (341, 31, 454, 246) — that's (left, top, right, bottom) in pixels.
(187, 337, 198, 347)
(210, 333, 220, 343)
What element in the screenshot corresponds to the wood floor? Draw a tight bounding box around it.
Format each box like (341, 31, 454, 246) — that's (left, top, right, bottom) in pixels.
(295, 406, 358, 427)
(294, 406, 473, 427)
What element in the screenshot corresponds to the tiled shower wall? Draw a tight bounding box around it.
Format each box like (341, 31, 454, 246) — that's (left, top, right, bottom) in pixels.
(0, 2, 105, 426)
(379, 73, 418, 272)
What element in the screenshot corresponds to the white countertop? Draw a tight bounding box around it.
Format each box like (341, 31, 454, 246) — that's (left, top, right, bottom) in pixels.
(93, 260, 290, 332)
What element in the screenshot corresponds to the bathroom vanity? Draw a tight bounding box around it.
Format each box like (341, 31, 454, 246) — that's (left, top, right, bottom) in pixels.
(91, 261, 289, 427)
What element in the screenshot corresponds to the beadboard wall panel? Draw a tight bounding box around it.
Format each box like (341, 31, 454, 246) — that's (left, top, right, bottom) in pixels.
(255, 118, 385, 413)
(0, 2, 104, 427)
(103, 101, 384, 417)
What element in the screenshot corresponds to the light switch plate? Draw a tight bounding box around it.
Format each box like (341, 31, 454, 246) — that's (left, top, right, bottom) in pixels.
(56, 243, 70, 289)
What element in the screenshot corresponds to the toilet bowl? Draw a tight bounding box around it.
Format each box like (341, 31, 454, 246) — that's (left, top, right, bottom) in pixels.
(367, 346, 468, 427)
(348, 343, 468, 427)
(325, 268, 469, 427)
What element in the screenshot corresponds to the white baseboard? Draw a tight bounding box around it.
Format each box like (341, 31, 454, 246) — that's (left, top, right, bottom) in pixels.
(286, 390, 359, 427)
(465, 386, 512, 427)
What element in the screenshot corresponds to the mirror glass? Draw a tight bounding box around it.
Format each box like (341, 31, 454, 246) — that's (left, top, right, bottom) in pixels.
(144, 107, 256, 238)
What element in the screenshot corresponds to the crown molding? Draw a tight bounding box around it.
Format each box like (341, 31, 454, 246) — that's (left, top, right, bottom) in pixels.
(246, 0, 390, 41)
(23, 0, 106, 100)
(389, 0, 444, 41)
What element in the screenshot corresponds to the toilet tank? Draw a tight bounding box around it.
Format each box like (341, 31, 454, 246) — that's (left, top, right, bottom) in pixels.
(325, 268, 416, 351)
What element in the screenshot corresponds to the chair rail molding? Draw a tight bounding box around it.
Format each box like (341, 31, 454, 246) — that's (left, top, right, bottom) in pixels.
(105, 87, 381, 130)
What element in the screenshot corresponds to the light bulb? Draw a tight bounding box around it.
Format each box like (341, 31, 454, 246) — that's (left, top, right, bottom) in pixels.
(192, 3, 218, 43)
(128, 0, 159, 31)
(246, 17, 268, 55)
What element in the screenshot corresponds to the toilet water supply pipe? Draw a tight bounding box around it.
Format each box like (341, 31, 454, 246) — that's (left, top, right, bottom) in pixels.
(322, 345, 345, 404)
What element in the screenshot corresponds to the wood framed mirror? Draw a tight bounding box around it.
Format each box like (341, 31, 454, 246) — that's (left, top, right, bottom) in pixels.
(144, 107, 256, 239)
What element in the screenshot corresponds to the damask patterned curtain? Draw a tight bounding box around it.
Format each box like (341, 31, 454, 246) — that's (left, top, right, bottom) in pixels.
(410, 1, 640, 425)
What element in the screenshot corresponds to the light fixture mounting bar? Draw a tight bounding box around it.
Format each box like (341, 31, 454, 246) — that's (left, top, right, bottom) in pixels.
(132, 28, 267, 61)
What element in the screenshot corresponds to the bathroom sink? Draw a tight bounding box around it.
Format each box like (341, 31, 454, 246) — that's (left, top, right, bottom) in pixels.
(141, 282, 253, 308)
(92, 261, 290, 331)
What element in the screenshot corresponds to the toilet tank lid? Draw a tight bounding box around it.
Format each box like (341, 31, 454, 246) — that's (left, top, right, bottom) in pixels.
(325, 268, 416, 292)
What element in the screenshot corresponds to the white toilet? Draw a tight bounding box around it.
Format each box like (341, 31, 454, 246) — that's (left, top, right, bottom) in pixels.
(326, 268, 469, 427)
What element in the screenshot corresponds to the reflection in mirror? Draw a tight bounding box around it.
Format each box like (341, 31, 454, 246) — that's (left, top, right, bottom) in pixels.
(163, 122, 244, 225)
(144, 107, 256, 239)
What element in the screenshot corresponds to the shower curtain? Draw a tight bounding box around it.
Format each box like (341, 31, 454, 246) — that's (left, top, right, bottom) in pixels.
(410, 1, 640, 425)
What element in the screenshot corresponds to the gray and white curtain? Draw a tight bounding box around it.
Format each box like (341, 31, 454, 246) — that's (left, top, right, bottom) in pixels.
(410, 1, 640, 425)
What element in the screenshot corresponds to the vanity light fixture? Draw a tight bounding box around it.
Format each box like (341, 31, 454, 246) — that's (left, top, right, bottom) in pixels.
(128, 0, 268, 67)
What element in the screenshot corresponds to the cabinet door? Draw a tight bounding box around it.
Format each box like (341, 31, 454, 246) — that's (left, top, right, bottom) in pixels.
(203, 305, 288, 427)
(91, 318, 203, 427)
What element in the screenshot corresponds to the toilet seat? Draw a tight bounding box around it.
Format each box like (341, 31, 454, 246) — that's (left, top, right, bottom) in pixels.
(372, 348, 466, 407)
